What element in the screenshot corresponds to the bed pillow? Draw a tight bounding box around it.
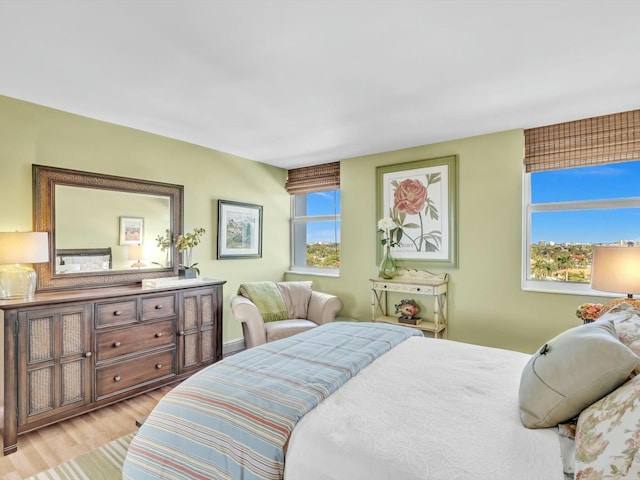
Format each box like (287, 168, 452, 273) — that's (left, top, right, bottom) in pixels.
(598, 302, 640, 360)
(519, 319, 639, 429)
(574, 374, 640, 478)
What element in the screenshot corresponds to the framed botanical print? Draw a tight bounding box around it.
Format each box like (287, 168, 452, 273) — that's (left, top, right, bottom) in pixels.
(376, 155, 458, 268)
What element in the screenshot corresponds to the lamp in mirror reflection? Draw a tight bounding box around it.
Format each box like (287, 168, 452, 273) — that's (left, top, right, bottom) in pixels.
(591, 243, 640, 299)
(0, 232, 49, 299)
(128, 244, 146, 268)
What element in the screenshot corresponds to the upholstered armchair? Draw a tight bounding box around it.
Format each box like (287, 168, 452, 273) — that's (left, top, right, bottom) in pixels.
(231, 281, 343, 348)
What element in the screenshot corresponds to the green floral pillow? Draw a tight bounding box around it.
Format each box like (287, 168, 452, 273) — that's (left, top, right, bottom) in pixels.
(575, 374, 640, 479)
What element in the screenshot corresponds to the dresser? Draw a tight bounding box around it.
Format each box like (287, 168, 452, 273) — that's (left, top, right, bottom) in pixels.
(0, 278, 225, 455)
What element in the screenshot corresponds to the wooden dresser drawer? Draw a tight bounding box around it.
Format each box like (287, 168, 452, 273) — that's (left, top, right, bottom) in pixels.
(95, 300, 137, 327)
(142, 294, 176, 320)
(95, 320, 175, 361)
(96, 349, 175, 399)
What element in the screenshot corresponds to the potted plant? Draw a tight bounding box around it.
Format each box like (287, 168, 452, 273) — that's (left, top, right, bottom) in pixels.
(176, 227, 206, 278)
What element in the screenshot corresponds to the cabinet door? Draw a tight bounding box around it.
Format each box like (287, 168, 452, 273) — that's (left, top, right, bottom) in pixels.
(178, 287, 222, 373)
(17, 304, 93, 426)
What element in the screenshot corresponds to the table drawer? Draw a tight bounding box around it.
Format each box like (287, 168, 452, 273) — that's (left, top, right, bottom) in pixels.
(95, 300, 137, 327)
(142, 294, 176, 320)
(96, 349, 175, 399)
(371, 281, 438, 295)
(95, 319, 175, 361)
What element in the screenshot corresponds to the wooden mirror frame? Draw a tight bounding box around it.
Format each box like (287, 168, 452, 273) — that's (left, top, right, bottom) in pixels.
(33, 165, 184, 292)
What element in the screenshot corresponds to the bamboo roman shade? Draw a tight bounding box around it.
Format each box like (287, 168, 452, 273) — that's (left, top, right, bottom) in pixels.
(524, 109, 640, 172)
(285, 161, 340, 194)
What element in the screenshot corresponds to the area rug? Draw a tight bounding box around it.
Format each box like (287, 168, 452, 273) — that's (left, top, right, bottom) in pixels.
(25, 432, 134, 480)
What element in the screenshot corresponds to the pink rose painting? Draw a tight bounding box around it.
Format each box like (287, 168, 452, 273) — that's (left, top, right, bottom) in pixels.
(387, 173, 442, 253)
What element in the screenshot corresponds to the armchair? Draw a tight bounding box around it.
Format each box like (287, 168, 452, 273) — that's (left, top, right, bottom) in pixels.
(231, 281, 343, 348)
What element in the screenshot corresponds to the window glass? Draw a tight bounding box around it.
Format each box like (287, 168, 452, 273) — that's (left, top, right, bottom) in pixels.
(524, 160, 640, 293)
(291, 190, 340, 272)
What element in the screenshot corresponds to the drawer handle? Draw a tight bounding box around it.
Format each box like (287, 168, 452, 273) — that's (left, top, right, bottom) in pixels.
(113, 341, 121, 347)
(155, 305, 163, 310)
(155, 332, 163, 338)
(416, 288, 421, 292)
(113, 310, 122, 316)
(114, 375, 121, 382)
(84, 351, 92, 358)
(155, 364, 162, 369)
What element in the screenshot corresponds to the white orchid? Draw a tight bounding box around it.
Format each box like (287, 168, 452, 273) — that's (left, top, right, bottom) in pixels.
(377, 217, 399, 247)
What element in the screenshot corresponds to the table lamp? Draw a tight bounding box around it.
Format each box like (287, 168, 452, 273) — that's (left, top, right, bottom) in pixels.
(0, 231, 49, 299)
(591, 244, 640, 298)
(128, 244, 146, 268)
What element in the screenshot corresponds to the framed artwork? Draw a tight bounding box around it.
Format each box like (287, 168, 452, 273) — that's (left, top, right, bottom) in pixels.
(119, 216, 144, 245)
(376, 155, 458, 268)
(217, 200, 263, 259)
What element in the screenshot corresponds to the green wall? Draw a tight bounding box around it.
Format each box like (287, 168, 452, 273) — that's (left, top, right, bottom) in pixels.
(288, 130, 607, 353)
(1, 94, 608, 354)
(0, 95, 290, 343)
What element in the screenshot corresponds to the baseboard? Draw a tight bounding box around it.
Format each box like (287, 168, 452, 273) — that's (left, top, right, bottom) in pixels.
(223, 338, 246, 357)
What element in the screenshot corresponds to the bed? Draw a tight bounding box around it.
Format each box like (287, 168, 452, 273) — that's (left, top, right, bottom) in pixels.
(55, 247, 112, 273)
(122, 310, 640, 480)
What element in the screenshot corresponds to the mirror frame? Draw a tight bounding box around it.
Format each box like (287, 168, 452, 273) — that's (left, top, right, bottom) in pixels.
(33, 164, 184, 292)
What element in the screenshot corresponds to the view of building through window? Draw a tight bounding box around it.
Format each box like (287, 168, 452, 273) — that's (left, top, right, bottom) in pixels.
(528, 160, 640, 284)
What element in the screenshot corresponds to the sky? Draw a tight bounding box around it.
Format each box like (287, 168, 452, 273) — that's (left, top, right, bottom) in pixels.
(303, 160, 640, 245)
(531, 160, 640, 244)
(304, 190, 341, 243)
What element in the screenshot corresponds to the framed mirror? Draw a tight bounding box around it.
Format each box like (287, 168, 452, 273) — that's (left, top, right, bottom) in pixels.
(33, 165, 184, 291)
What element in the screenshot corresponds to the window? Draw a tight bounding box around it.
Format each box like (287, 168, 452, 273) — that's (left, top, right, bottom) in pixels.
(523, 160, 640, 294)
(290, 190, 340, 274)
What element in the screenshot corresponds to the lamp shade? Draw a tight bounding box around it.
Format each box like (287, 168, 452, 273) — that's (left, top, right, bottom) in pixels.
(591, 246, 640, 296)
(0, 232, 49, 264)
(127, 244, 144, 260)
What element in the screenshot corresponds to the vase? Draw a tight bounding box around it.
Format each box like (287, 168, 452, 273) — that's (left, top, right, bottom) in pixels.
(179, 268, 198, 279)
(378, 247, 397, 279)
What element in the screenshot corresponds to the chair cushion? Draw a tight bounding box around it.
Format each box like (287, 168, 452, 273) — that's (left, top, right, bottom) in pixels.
(266, 319, 317, 342)
(276, 281, 313, 319)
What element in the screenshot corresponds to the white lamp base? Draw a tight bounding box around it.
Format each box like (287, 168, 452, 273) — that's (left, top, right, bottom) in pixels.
(0, 264, 37, 299)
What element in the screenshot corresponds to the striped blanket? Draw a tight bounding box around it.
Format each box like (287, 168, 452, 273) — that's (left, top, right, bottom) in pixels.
(122, 322, 421, 480)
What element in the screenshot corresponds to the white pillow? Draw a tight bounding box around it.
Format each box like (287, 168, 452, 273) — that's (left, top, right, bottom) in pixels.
(519, 319, 639, 428)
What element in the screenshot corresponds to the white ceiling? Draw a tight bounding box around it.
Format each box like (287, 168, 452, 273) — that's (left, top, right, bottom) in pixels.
(1, 1, 639, 169)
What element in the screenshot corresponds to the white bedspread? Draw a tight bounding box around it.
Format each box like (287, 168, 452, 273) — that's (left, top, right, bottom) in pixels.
(285, 337, 563, 480)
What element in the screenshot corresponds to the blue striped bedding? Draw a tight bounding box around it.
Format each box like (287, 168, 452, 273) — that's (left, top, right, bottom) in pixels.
(122, 321, 422, 480)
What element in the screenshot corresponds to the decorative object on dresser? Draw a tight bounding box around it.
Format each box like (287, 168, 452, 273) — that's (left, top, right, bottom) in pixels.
(0, 278, 225, 455)
(0, 231, 49, 299)
(371, 268, 448, 338)
(175, 227, 206, 278)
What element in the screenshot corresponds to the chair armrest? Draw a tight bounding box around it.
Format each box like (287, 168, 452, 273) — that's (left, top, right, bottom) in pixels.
(307, 291, 343, 325)
(230, 295, 267, 348)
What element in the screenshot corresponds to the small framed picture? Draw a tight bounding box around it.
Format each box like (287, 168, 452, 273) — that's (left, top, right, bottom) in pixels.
(217, 200, 262, 259)
(119, 216, 144, 245)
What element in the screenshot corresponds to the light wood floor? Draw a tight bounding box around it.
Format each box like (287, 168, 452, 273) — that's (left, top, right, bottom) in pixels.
(0, 385, 174, 480)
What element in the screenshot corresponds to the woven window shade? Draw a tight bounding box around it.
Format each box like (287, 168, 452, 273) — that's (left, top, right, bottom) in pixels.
(285, 162, 340, 194)
(524, 109, 640, 173)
